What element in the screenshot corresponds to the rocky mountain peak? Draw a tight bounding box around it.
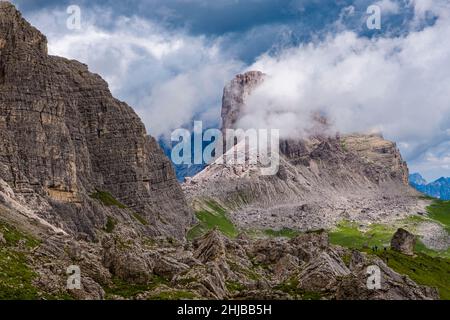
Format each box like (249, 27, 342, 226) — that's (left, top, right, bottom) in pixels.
(184, 72, 418, 233)
(436, 177, 450, 183)
(409, 173, 427, 185)
(0, 2, 47, 55)
(0, 4, 445, 301)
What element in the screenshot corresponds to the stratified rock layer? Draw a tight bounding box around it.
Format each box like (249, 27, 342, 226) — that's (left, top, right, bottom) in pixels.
(0, 2, 192, 240)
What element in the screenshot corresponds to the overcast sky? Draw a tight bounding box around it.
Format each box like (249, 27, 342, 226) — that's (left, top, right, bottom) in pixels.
(10, 0, 450, 181)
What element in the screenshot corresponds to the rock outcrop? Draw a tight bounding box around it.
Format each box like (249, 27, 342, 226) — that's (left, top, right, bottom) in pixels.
(221, 71, 265, 135)
(391, 228, 416, 256)
(179, 230, 437, 300)
(0, 2, 192, 240)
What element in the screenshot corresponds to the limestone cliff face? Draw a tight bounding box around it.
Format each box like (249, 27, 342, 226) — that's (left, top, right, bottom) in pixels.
(0, 2, 192, 240)
(184, 72, 419, 232)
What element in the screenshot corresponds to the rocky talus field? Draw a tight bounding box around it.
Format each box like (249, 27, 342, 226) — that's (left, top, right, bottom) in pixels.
(0, 2, 449, 300)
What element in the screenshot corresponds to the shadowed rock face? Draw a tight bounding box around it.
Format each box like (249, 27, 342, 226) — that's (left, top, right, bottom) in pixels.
(0, 2, 192, 240)
(184, 72, 420, 232)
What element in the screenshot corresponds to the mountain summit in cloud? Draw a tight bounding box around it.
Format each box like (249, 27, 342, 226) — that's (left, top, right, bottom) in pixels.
(184, 71, 420, 232)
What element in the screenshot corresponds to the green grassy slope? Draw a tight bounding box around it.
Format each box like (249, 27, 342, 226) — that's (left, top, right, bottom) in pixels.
(426, 200, 450, 233)
(375, 249, 450, 300)
(329, 199, 450, 300)
(187, 200, 238, 240)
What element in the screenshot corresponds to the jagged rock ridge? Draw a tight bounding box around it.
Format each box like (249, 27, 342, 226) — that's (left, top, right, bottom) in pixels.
(0, 2, 192, 240)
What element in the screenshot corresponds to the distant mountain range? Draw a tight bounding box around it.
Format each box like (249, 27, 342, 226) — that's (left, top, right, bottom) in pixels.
(159, 137, 205, 181)
(409, 173, 450, 200)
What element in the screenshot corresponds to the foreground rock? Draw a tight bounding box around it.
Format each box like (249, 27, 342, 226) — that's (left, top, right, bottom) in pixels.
(99, 229, 438, 300)
(61, 229, 444, 300)
(391, 228, 416, 256)
(0, 201, 440, 300)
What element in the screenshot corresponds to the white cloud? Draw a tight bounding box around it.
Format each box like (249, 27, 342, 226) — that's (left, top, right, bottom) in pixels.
(238, 0, 450, 178)
(375, 0, 400, 14)
(410, 141, 450, 181)
(139, 60, 242, 139)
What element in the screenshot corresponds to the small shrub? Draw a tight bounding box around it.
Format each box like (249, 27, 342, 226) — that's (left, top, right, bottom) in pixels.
(90, 190, 127, 209)
(105, 216, 117, 233)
